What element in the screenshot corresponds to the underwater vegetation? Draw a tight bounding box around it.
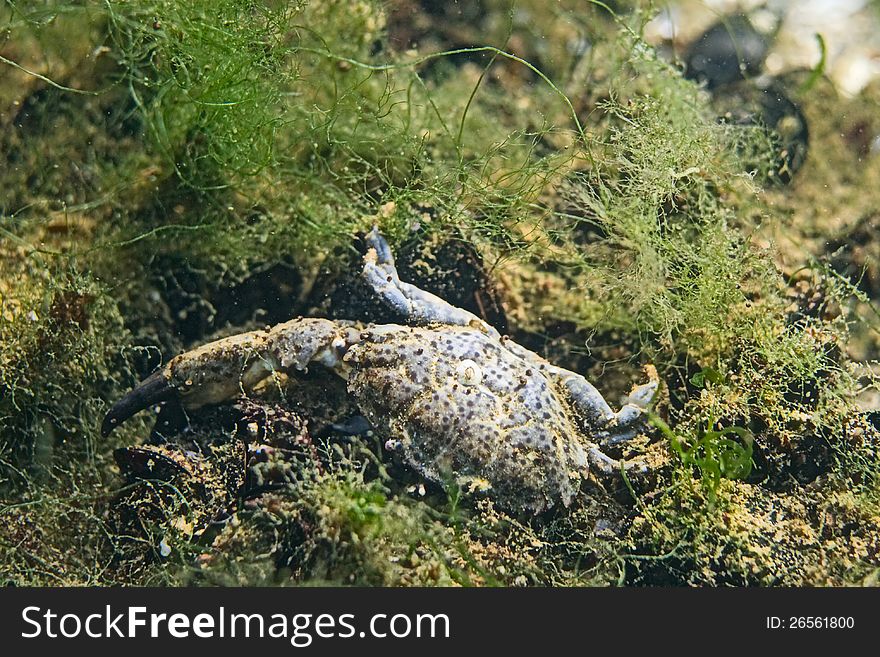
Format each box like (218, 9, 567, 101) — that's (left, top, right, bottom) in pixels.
(1, 0, 880, 586)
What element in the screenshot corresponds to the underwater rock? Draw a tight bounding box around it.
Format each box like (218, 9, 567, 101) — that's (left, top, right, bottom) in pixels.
(713, 78, 810, 184)
(684, 14, 771, 90)
(682, 14, 808, 184)
(110, 398, 315, 547)
(112, 440, 247, 541)
(825, 212, 880, 299)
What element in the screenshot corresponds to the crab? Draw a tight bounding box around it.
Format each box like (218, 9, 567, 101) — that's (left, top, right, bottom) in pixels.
(103, 228, 659, 512)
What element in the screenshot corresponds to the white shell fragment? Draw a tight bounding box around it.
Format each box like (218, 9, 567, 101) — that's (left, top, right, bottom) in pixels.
(455, 359, 483, 387)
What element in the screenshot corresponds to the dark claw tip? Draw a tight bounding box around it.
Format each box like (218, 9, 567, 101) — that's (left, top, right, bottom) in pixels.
(101, 371, 175, 437)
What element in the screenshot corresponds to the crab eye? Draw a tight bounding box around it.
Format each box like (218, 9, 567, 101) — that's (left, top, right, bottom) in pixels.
(456, 359, 482, 387)
(331, 336, 349, 357)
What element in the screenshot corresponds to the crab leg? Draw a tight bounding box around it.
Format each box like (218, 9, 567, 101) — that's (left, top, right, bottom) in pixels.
(554, 364, 659, 445)
(499, 331, 659, 447)
(102, 318, 359, 436)
(363, 227, 501, 338)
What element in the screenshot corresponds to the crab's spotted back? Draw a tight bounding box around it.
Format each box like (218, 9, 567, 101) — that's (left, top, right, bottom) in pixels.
(345, 324, 590, 510)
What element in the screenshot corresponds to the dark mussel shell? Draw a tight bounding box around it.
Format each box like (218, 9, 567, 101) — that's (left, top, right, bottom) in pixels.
(713, 79, 809, 184)
(684, 14, 771, 89)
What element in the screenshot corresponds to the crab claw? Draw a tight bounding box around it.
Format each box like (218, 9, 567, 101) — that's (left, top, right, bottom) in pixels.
(101, 371, 176, 437)
(101, 318, 358, 438)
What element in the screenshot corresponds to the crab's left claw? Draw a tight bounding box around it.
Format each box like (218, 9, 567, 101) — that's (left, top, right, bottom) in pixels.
(102, 317, 359, 438)
(101, 371, 176, 437)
